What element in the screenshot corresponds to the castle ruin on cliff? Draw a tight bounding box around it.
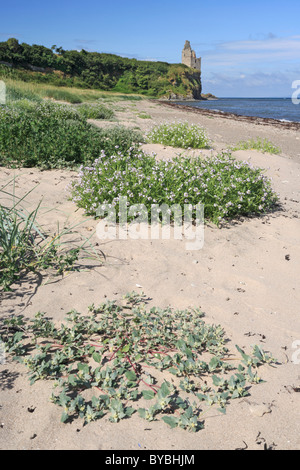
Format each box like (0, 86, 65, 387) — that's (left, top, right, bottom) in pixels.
(182, 40, 201, 73)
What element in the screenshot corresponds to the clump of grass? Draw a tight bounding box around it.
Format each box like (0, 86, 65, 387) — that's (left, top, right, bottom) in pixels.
(147, 121, 210, 149)
(231, 137, 281, 155)
(71, 150, 278, 226)
(0, 101, 143, 168)
(1, 291, 276, 429)
(76, 103, 115, 120)
(137, 112, 152, 119)
(117, 94, 143, 101)
(41, 88, 83, 104)
(0, 178, 102, 291)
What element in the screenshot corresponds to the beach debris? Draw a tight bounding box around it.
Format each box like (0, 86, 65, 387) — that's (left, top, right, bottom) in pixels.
(27, 406, 36, 413)
(235, 441, 248, 450)
(255, 432, 277, 450)
(244, 332, 266, 342)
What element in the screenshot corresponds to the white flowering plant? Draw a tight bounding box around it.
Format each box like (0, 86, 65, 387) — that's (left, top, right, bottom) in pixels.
(71, 150, 279, 226)
(147, 121, 210, 149)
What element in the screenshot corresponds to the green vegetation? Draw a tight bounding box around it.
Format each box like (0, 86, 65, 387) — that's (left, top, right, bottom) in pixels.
(0, 179, 102, 291)
(231, 137, 281, 155)
(0, 38, 202, 99)
(0, 100, 143, 168)
(0, 290, 276, 430)
(137, 112, 152, 119)
(1, 72, 145, 104)
(71, 150, 278, 226)
(147, 121, 210, 149)
(76, 103, 115, 120)
(0, 39, 281, 438)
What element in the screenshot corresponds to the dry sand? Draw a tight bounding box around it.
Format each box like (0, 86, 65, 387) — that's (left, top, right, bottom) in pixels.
(0, 99, 300, 450)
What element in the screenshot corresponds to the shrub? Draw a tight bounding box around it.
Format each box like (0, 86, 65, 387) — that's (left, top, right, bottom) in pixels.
(9, 98, 39, 112)
(147, 121, 210, 149)
(0, 102, 143, 168)
(71, 150, 279, 225)
(93, 125, 144, 157)
(76, 103, 115, 120)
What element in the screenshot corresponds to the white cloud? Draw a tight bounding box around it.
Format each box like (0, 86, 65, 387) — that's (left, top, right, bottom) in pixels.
(202, 68, 300, 97)
(202, 35, 300, 67)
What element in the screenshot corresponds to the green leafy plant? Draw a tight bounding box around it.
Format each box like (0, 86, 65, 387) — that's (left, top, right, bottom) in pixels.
(0, 101, 143, 168)
(76, 103, 115, 120)
(137, 112, 152, 119)
(1, 291, 277, 431)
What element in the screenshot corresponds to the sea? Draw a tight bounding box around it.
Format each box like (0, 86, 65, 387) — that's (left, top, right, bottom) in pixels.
(173, 98, 300, 123)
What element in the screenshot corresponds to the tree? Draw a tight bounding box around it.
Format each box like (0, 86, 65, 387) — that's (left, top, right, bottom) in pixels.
(7, 38, 21, 53)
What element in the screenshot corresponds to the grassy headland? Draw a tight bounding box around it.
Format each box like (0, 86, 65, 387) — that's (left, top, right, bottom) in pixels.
(0, 38, 202, 99)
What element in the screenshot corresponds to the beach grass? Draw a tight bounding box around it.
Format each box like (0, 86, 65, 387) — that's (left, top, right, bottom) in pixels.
(2, 76, 144, 105)
(231, 137, 281, 154)
(0, 177, 102, 291)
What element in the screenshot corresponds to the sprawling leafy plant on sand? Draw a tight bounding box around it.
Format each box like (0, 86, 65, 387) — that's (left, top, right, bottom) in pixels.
(71, 150, 279, 226)
(1, 291, 276, 431)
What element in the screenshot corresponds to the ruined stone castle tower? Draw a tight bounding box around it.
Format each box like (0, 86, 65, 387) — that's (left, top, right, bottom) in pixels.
(182, 40, 201, 73)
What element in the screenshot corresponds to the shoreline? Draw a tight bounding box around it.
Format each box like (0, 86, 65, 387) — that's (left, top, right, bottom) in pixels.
(152, 99, 300, 131)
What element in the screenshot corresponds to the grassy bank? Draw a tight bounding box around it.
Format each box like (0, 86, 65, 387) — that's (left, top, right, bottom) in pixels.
(2, 74, 144, 104)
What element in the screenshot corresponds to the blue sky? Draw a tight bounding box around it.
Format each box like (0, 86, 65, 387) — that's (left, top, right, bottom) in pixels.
(1, 0, 300, 97)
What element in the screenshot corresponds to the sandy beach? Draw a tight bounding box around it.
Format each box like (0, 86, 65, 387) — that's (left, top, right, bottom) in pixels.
(0, 98, 300, 450)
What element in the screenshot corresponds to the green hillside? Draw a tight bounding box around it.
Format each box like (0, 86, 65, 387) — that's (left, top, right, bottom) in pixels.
(0, 38, 202, 99)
